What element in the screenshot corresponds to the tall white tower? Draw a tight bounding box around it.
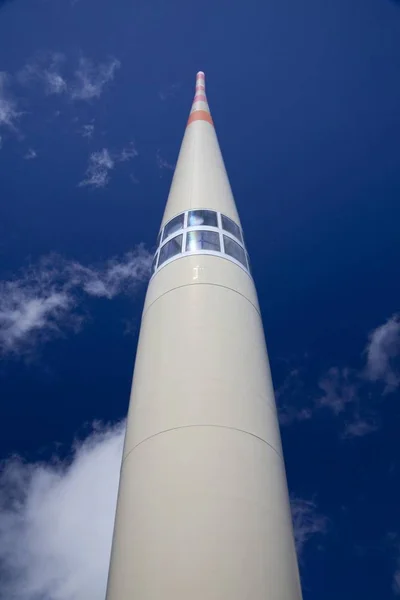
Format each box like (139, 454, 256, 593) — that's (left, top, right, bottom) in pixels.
(106, 72, 303, 600)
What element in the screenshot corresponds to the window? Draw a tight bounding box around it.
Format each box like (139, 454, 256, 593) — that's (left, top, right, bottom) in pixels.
(159, 235, 183, 266)
(151, 209, 251, 277)
(162, 214, 184, 241)
(151, 252, 158, 273)
(221, 214, 242, 242)
(223, 235, 247, 267)
(246, 251, 251, 273)
(186, 230, 220, 252)
(188, 209, 218, 228)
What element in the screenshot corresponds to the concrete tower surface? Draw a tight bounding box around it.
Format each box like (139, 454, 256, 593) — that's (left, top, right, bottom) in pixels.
(106, 72, 303, 600)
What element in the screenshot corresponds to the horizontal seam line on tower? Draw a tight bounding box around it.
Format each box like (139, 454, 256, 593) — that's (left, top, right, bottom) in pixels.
(121, 424, 283, 468)
(142, 281, 261, 321)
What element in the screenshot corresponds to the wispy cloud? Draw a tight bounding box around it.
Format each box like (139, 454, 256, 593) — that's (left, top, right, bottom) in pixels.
(70, 57, 120, 101)
(79, 143, 138, 189)
(364, 314, 400, 392)
(316, 367, 358, 415)
(117, 142, 138, 163)
(79, 148, 114, 189)
(65, 249, 150, 299)
(156, 149, 175, 172)
(19, 54, 120, 103)
(81, 123, 94, 139)
(158, 82, 181, 101)
(23, 148, 37, 160)
(0, 71, 21, 131)
(0, 421, 125, 600)
(278, 314, 400, 439)
(276, 369, 313, 426)
(385, 533, 400, 596)
(394, 572, 400, 596)
(18, 53, 67, 95)
(290, 497, 327, 558)
(0, 248, 152, 355)
(342, 414, 379, 439)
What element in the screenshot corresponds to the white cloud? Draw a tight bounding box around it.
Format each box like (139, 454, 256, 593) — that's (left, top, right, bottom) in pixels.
(117, 142, 138, 163)
(46, 71, 68, 95)
(158, 82, 181, 102)
(316, 367, 357, 415)
(276, 368, 313, 425)
(66, 249, 151, 299)
(18, 53, 67, 96)
(24, 148, 37, 160)
(42, 57, 67, 95)
(290, 497, 327, 558)
(279, 314, 400, 438)
(19, 54, 120, 103)
(0, 421, 323, 600)
(0, 258, 77, 355)
(79, 144, 138, 189)
(0, 421, 125, 600)
(365, 314, 400, 392)
(388, 533, 400, 596)
(81, 124, 94, 139)
(71, 58, 120, 101)
(0, 71, 21, 131)
(394, 571, 400, 596)
(156, 149, 175, 172)
(79, 148, 114, 189)
(342, 414, 379, 439)
(129, 173, 139, 185)
(0, 248, 152, 355)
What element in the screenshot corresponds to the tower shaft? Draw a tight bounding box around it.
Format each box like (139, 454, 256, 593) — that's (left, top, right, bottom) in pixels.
(106, 72, 302, 600)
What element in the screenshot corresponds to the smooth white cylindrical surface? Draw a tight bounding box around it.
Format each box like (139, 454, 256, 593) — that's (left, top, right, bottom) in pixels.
(106, 255, 302, 600)
(161, 122, 241, 226)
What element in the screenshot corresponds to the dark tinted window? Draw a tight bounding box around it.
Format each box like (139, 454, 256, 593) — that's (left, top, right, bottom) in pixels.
(151, 253, 158, 273)
(246, 251, 251, 273)
(223, 236, 247, 267)
(163, 214, 184, 241)
(221, 214, 242, 242)
(159, 235, 183, 266)
(188, 209, 218, 228)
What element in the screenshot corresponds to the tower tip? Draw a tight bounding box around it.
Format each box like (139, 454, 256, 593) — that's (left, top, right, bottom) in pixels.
(195, 71, 206, 90)
(187, 71, 213, 127)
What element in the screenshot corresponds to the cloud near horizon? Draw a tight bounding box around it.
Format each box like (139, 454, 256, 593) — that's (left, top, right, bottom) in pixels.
(0, 421, 125, 600)
(0, 421, 324, 600)
(0, 247, 152, 355)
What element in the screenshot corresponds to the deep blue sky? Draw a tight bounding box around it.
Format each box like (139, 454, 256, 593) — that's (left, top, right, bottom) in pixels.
(0, 0, 400, 598)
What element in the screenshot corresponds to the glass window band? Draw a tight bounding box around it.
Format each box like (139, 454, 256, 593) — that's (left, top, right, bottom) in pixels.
(152, 210, 250, 276)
